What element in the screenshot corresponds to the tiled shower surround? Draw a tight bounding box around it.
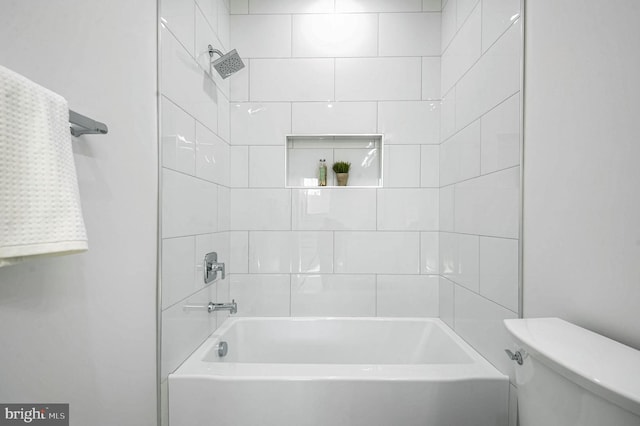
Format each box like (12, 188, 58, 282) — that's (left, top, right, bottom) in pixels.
(160, 0, 521, 422)
(228, 1, 443, 318)
(227, 0, 521, 381)
(230, 0, 522, 380)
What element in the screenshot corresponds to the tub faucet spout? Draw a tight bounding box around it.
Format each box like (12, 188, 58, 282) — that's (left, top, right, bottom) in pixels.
(208, 300, 237, 314)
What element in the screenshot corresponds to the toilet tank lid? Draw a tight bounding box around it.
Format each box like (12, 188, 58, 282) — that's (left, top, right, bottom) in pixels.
(504, 318, 640, 417)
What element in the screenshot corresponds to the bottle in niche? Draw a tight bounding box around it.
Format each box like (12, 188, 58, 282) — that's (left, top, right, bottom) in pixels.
(318, 159, 327, 186)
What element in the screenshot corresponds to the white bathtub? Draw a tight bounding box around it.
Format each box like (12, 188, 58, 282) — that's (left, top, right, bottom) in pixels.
(169, 317, 508, 426)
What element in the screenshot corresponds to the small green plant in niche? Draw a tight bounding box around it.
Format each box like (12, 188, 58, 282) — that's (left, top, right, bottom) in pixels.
(332, 161, 351, 186)
(332, 161, 351, 174)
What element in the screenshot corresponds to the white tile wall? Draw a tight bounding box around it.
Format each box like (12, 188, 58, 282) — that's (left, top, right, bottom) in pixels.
(229, 231, 249, 273)
(251, 58, 334, 101)
(193, 82, 220, 135)
(422, 57, 442, 100)
(248, 146, 285, 187)
(455, 18, 521, 129)
(439, 276, 455, 328)
(160, 1, 232, 411)
(230, 189, 291, 230)
(196, 122, 229, 185)
(334, 232, 420, 274)
(437, 0, 521, 384)
(423, 0, 442, 12)
(441, 0, 457, 50)
(230, 102, 291, 145)
(421, 232, 440, 274)
(196, 0, 220, 32)
(162, 0, 195, 53)
(335, 0, 422, 13)
(218, 1, 230, 50)
(439, 184, 455, 232)
(249, 0, 333, 14)
(383, 145, 421, 188)
(440, 232, 479, 292)
(225, 0, 480, 325)
(454, 285, 517, 379)
(291, 274, 376, 316)
(161, 284, 216, 378)
(230, 14, 292, 58)
(217, 91, 230, 142)
(479, 236, 518, 311)
(230, 0, 248, 14)
(439, 119, 481, 186)
(377, 275, 439, 317)
(292, 189, 377, 230)
(291, 102, 377, 134)
(195, 6, 219, 70)
(230, 63, 249, 101)
(379, 13, 441, 57)
(440, 86, 456, 140)
(230, 274, 291, 316)
(335, 58, 422, 101)
(161, 97, 196, 175)
(482, 0, 520, 52)
(162, 169, 218, 238)
(378, 101, 440, 144)
(230, 145, 249, 187)
(161, 237, 196, 309)
(481, 93, 520, 174)
(292, 14, 378, 58)
(165, 21, 221, 131)
(210, 68, 231, 105)
(162, 27, 212, 129)
(248, 231, 334, 273)
(441, 3, 481, 94)
(454, 166, 520, 238)
(377, 189, 439, 231)
(218, 187, 231, 231)
(457, 0, 480, 26)
(421, 145, 440, 187)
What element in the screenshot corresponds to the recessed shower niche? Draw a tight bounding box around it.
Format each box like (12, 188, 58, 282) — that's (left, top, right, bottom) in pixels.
(285, 134, 383, 188)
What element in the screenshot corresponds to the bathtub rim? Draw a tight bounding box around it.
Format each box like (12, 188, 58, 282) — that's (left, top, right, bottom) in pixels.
(169, 317, 508, 382)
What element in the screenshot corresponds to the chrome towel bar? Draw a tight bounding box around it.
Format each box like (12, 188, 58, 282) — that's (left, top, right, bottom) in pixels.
(69, 109, 108, 137)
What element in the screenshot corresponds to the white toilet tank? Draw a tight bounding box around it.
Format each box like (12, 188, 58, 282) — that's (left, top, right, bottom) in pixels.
(504, 318, 640, 426)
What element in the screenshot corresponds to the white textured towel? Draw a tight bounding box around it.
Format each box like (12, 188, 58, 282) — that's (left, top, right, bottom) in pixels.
(0, 65, 87, 267)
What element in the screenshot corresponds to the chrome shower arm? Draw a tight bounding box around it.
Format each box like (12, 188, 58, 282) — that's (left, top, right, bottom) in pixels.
(208, 45, 224, 58)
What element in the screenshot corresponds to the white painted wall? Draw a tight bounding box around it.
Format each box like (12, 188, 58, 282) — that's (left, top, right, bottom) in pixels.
(523, 0, 640, 350)
(228, 0, 442, 319)
(0, 1, 158, 425)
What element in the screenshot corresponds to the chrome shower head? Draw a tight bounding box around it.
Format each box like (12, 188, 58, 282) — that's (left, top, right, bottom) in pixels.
(208, 45, 245, 79)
